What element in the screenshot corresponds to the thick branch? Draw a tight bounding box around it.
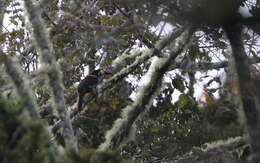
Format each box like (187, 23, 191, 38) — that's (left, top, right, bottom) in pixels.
(169, 56, 260, 72)
(170, 137, 247, 163)
(225, 23, 260, 163)
(0, 1, 6, 33)
(0, 51, 60, 161)
(0, 3, 39, 118)
(50, 27, 185, 134)
(23, 0, 77, 152)
(98, 26, 193, 151)
(78, 27, 185, 116)
(112, 27, 185, 71)
(1, 53, 40, 119)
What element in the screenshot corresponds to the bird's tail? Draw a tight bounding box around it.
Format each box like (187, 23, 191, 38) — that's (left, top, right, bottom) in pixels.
(77, 94, 84, 111)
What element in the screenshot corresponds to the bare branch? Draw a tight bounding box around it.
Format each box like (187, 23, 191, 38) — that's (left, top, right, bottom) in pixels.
(89, 21, 132, 46)
(168, 56, 260, 72)
(112, 1, 154, 49)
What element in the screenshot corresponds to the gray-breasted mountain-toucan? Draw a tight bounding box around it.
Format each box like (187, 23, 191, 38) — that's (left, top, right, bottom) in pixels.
(77, 68, 112, 110)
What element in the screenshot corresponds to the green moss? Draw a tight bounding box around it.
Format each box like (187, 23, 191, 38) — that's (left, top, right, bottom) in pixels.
(0, 95, 51, 163)
(63, 148, 128, 163)
(124, 93, 244, 162)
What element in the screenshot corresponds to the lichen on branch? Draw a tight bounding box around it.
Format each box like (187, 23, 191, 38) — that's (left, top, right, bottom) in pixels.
(98, 26, 193, 151)
(23, 0, 77, 152)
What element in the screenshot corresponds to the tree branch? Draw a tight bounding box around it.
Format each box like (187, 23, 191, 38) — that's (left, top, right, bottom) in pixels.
(0, 1, 7, 33)
(225, 23, 260, 163)
(170, 136, 247, 163)
(1, 53, 40, 119)
(98, 26, 193, 151)
(50, 26, 185, 134)
(168, 56, 260, 72)
(112, 1, 155, 49)
(111, 27, 185, 71)
(23, 0, 78, 152)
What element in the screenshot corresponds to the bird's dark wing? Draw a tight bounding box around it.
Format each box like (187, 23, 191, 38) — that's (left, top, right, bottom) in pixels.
(84, 75, 99, 86)
(77, 75, 99, 92)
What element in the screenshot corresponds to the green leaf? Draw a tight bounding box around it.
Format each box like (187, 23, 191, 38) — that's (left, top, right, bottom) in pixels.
(110, 99, 120, 109)
(67, 87, 76, 94)
(189, 45, 200, 59)
(0, 55, 6, 63)
(67, 51, 78, 60)
(111, 16, 121, 25)
(172, 76, 185, 92)
(0, 33, 8, 41)
(176, 94, 190, 109)
(104, 58, 113, 65)
(10, 17, 18, 26)
(100, 16, 110, 24)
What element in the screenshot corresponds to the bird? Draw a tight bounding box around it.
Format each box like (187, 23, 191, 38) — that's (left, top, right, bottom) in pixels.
(77, 68, 112, 110)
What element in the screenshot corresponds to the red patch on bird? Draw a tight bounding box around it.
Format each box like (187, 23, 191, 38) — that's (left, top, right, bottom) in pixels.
(82, 89, 90, 95)
(103, 69, 113, 74)
(76, 89, 90, 96)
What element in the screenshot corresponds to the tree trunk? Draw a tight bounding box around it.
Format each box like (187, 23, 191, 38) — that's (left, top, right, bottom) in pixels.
(225, 23, 260, 163)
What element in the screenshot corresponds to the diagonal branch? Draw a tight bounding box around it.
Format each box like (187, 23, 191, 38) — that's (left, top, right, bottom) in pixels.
(1, 53, 40, 119)
(0, 51, 61, 162)
(0, 1, 7, 33)
(51, 27, 185, 134)
(98, 26, 193, 151)
(170, 137, 247, 163)
(1, 1, 39, 119)
(23, 0, 78, 152)
(112, 1, 155, 49)
(83, 27, 185, 114)
(112, 27, 185, 71)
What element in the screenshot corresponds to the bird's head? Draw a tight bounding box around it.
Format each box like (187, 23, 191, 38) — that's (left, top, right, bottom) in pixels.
(91, 68, 113, 76)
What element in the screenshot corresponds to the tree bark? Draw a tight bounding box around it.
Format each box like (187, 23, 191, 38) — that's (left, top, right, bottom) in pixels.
(51, 27, 185, 134)
(23, 0, 78, 152)
(225, 23, 260, 163)
(169, 137, 247, 163)
(98, 26, 193, 151)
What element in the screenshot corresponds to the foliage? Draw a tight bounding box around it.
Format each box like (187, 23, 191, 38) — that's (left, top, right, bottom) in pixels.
(62, 148, 129, 163)
(0, 95, 52, 163)
(1, 0, 260, 162)
(122, 90, 243, 162)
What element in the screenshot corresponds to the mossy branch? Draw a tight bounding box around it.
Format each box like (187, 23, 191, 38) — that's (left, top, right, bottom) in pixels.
(1, 52, 40, 119)
(98, 26, 193, 151)
(225, 23, 260, 163)
(23, 0, 77, 152)
(170, 136, 247, 163)
(51, 26, 185, 134)
(0, 1, 7, 33)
